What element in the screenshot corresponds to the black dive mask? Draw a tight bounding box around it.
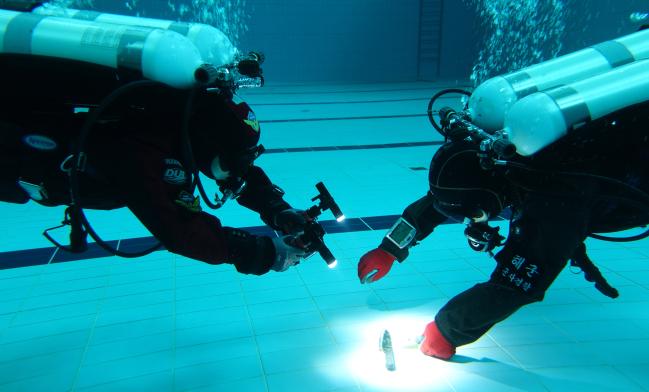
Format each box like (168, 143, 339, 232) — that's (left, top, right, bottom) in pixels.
(218, 144, 266, 179)
(212, 144, 265, 208)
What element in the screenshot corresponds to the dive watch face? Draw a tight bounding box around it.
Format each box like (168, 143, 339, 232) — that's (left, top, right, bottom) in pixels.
(386, 218, 416, 249)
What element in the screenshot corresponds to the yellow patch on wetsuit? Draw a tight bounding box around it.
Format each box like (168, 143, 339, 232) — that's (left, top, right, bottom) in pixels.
(244, 111, 260, 132)
(175, 191, 202, 213)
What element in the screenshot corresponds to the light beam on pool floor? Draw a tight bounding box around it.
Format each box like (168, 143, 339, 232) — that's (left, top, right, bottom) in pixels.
(318, 313, 455, 390)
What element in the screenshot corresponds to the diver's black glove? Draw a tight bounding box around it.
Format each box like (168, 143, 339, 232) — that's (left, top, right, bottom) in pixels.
(273, 208, 312, 235)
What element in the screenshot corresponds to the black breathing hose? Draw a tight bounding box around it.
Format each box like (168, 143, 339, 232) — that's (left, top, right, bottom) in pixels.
(428, 89, 649, 243)
(427, 88, 472, 137)
(70, 79, 163, 258)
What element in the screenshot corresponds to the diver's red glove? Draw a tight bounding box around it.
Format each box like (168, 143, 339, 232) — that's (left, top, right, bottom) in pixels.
(419, 321, 456, 360)
(357, 248, 396, 284)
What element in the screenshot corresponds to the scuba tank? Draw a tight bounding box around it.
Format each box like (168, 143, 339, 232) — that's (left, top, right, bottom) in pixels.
(504, 59, 649, 156)
(31, 3, 237, 67)
(0, 9, 216, 89)
(468, 28, 649, 132)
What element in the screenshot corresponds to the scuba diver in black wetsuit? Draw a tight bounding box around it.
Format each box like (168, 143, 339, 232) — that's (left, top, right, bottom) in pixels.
(360, 104, 649, 360)
(358, 25, 649, 359)
(0, 1, 337, 275)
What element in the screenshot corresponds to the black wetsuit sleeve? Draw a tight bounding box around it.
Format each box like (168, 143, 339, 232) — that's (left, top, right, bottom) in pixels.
(235, 165, 291, 229)
(379, 193, 448, 261)
(97, 136, 273, 275)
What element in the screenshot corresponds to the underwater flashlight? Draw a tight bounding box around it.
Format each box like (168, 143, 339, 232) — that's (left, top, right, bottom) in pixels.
(300, 182, 345, 267)
(314, 182, 345, 221)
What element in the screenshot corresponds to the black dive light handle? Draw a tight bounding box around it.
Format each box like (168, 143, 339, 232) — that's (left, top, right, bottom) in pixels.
(299, 182, 345, 267)
(298, 221, 336, 267)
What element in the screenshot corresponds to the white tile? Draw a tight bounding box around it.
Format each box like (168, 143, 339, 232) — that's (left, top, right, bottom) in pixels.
(255, 327, 335, 354)
(91, 316, 174, 345)
(488, 323, 573, 346)
(0, 329, 89, 363)
(74, 350, 174, 390)
(83, 332, 173, 365)
(75, 370, 173, 392)
(1, 315, 96, 344)
(504, 342, 607, 369)
(312, 291, 383, 310)
(175, 337, 259, 368)
(251, 311, 325, 335)
(614, 364, 649, 390)
(0, 348, 84, 386)
(175, 320, 253, 348)
(247, 298, 319, 320)
(174, 356, 263, 391)
(261, 345, 344, 374)
(176, 292, 246, 313)
(0, 363, 78, 392)
(175, 306, 250, 330)
(95, 302, 174, 327)
(445, 365, 547, 392)
(265, 365, 358, 392)
(534, 366, 644, 392)
(243, 284, 311, 305)
(183, 376, 267, 392)
(581, 339, 649, 366)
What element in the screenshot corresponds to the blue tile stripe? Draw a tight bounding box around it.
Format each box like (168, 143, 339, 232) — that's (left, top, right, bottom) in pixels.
(0, 140, 449, 271)
(249, 97, 431, 106)
(260, 113, 427, 123)
(0, 212, 512, 271)
(243, 86, 443, 96)
(264, 140, 443, 154)
(0, 214, 415, 271)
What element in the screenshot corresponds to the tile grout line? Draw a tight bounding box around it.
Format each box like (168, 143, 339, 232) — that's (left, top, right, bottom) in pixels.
(294, 268, 365, 391)
(239, 276, 271, 392)
(69, 257, 112, 392)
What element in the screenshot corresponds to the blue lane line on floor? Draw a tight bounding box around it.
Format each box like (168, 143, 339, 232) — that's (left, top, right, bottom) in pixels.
(249, 97, 432, 106)
(264, 140, 443, 154)
(0, 211, 512, 270)
(259, 113, 427, 123)
(0, 214, 406, 271)
(242, 86, 448, 96)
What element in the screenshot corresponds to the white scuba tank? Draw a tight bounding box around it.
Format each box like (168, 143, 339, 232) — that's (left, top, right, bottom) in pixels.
(32, 4, 237, 67)
(0, 9, 206, 89)
(504, 59, 649, 156)
(468, 28, 649, 132)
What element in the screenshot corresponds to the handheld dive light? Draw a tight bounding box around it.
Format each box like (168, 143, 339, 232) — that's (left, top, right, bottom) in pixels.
(300, 182, 345, 268)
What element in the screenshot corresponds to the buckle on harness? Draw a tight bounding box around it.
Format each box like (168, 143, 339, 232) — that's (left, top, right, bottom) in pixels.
(18, 179, 48, 201)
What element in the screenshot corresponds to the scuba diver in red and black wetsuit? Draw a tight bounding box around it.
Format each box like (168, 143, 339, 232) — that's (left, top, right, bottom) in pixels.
(0, 3, 319, 275)
(0, 60, 315, 274)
